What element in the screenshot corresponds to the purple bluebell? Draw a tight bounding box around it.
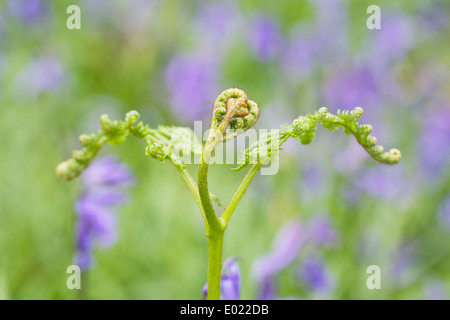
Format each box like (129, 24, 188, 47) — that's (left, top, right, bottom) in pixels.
(282, 0, 348, 82)
(164, 52, 220, 124)
(298, 164, 326, 204)
(323, 66, 379, 113)
(333, 141, 368, 175)
(75, 156, 134, 269)
(191, 0, 241, 52)
(13, 56, 66, 98)
(281, 31, 320, 82)
(248, 14, 283, 61)
(307, 215, 338, 247)
(311, 0, 349, 61)
(368, 13, 415, 67)
(354, 165, 404, 199)
(424, 280, 446, 300)
(419, 5, 448, 36)
(203, 257, 241, 300)
(253, 218, 339, 299)
(420, 106, 450, 179)
(258, 278, 276, 300)
(220, 257, 241, 300)
(252, 221, 304, 282)
(388, 242, 419, 288)
(252, 221, 304, 300)
(298, 256, 334, 295)
(8, 0, 48, 24)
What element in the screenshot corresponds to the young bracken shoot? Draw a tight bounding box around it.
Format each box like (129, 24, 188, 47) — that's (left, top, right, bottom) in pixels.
(56, 88, 401, 300)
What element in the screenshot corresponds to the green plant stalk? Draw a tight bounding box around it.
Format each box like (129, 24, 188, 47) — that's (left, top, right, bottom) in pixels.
(220, 162, 263, 225)
(206, 227, 225, 300)
(200, 159, 266, 299)
(198, 151, 225, 300)
(198, 155, 221, 232)
(172, 161, 208, 225)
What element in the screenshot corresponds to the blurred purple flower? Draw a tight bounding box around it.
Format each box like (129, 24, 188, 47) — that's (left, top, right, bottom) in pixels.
(282, 0, 348, 82)
(353, 164, 409, 200)
(8, 0, 48, 24)
(191, 0, 241, 52)
(424, 280, 446, 300)
(389, 242, 417, 279)
(281, 32, 319, 82)
(311, 0, 349, 60)
(165, 53, 220, 123)
(438, 196, 450, 229)
(248, 14, 283, 61)
(307, 215, 338, 247)
(253, 217, 339, 299)
(420, 106, 450, 179)
(419, 5, 448, 36)
(81, 157, 134, 188)
(221, 257, 241, 300)
(334, 141, 368, 175)
(298, 164, 326, 203)
(203, 257, 241, 300)
(75, 156, 134, 269)
(252, 221, 304, 282)
(323, 66, 379, 112)
(298, 256, 334, 295)
(369, 13, 415, 67)
(14, 56, 66, 98)
(258, 278, 276, 300)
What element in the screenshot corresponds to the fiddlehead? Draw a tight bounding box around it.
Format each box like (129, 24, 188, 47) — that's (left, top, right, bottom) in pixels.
(284, 107, 402, 165)
(203, 88, 260, 159)
(233, 106, 401, 171)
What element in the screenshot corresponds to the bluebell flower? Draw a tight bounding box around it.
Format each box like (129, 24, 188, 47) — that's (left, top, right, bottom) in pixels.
(353, 165, 408, 200)
(388, 242, 419, 288)
(307, 215, 338, 248)
(13, 56, 66, 98)
(252, 221, 304, 299)
(424, 279, 446, 300)
(191, 0, 241, 53)
(298, 256, 334, 296)
(203, 257, 241, 300)
(8, 0, 48, 25)
(368, 13, 415, 68)
(75, 156, 134, 269)
(333, 141, 368, 175)
(252, 216, 340, 299)
(252, 221, 304, 282)
(323, 66, 379, 113)
(164, 52, 220, 123)
(258, 278, 276, 300)
(311, 0, 349, 61)
(419, 4, 448, 36)
(281, 31, 320, 83)
(248, 14, 283, 61)
(420, 106, 450, 179)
